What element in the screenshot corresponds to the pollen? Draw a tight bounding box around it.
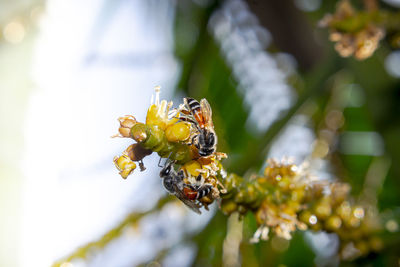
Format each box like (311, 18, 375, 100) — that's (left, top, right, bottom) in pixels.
(182, 160, 202, 177)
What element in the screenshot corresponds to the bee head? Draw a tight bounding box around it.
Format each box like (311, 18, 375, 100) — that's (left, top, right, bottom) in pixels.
(205, 131, 215, 146)
(160, 162, 173, 177)
(198, 130, 216, 147)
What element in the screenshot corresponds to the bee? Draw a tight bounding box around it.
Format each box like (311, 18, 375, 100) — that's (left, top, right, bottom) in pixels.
(159, 161, 202, 214)
(179, 97, 217, 157)
(183, 174, 213, 200)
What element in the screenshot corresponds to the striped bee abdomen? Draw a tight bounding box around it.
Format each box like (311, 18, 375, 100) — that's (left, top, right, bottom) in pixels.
(185, 97, 201, 113)
(196, 184, 212, 199)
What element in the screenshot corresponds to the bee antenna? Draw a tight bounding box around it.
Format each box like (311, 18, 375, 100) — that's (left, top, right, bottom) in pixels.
(159, 152, 174, 168)
(166, 152, 173, 162)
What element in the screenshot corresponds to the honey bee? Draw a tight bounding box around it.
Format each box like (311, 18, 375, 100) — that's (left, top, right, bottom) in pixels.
(159, 161, 202, 214)
(179, 97, 217, 157)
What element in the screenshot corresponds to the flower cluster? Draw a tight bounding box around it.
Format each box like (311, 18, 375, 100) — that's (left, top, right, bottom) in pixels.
(113, 87, 227, 210)
(113, 87, 383, 259)
(220, 159, 382, 259)
(319, 0, 384, 60)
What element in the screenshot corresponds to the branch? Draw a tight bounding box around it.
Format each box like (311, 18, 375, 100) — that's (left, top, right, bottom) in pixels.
(52, 196, 171, 267)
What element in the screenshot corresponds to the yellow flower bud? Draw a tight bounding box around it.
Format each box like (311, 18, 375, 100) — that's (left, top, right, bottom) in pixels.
(234, 190, 247, 203)
(336, 201, 352, 221)
(347, 216, 361, 228)
(299, 210, 318, 226)
(166, 114, 180, 127)
(325, 215, 342, 231)
(281, 205, 296, 216)
(285, 201, 301, 213)
(314, 197, 332, 220)
(165, 122, 190, 142)
(114, 155, 137, 179)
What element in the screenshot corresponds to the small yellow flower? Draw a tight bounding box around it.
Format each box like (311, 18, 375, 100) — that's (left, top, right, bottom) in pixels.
(114, 154, 136, 179)
(146, 86, 174, 130)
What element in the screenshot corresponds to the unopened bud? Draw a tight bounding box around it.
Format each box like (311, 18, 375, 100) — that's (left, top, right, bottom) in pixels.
(125, 144, 152, 161)
(165, 122, 190, 142)
(314, 198, 332, 220)
(116, 115, 137, 138)
(131, 123, 149, 142)
(325, 215, 342, 231)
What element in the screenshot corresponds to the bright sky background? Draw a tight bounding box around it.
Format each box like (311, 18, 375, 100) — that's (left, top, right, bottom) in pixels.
(18, 0, 183, 266)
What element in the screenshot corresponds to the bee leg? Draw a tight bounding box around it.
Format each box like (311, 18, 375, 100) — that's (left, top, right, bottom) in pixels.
(196, 174, 202, 182)
(179, 116, 197, 125)
(211, 186, 220, 198)
(177, 170, 185, 181)
(186, 134, 196, 147)
(192, 135, 200, 150)
(192, 135, 197, 144)
(215, 179, 227, 194)
(138, 160, 146, 171)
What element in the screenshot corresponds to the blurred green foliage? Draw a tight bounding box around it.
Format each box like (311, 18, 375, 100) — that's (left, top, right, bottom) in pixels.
(172, 0, 400, 266)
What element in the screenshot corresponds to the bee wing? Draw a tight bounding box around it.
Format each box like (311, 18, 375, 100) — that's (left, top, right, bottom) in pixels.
(172, 184, 202, 214)
(200, 98, 214, 128)
(182, 98, 192, 112)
